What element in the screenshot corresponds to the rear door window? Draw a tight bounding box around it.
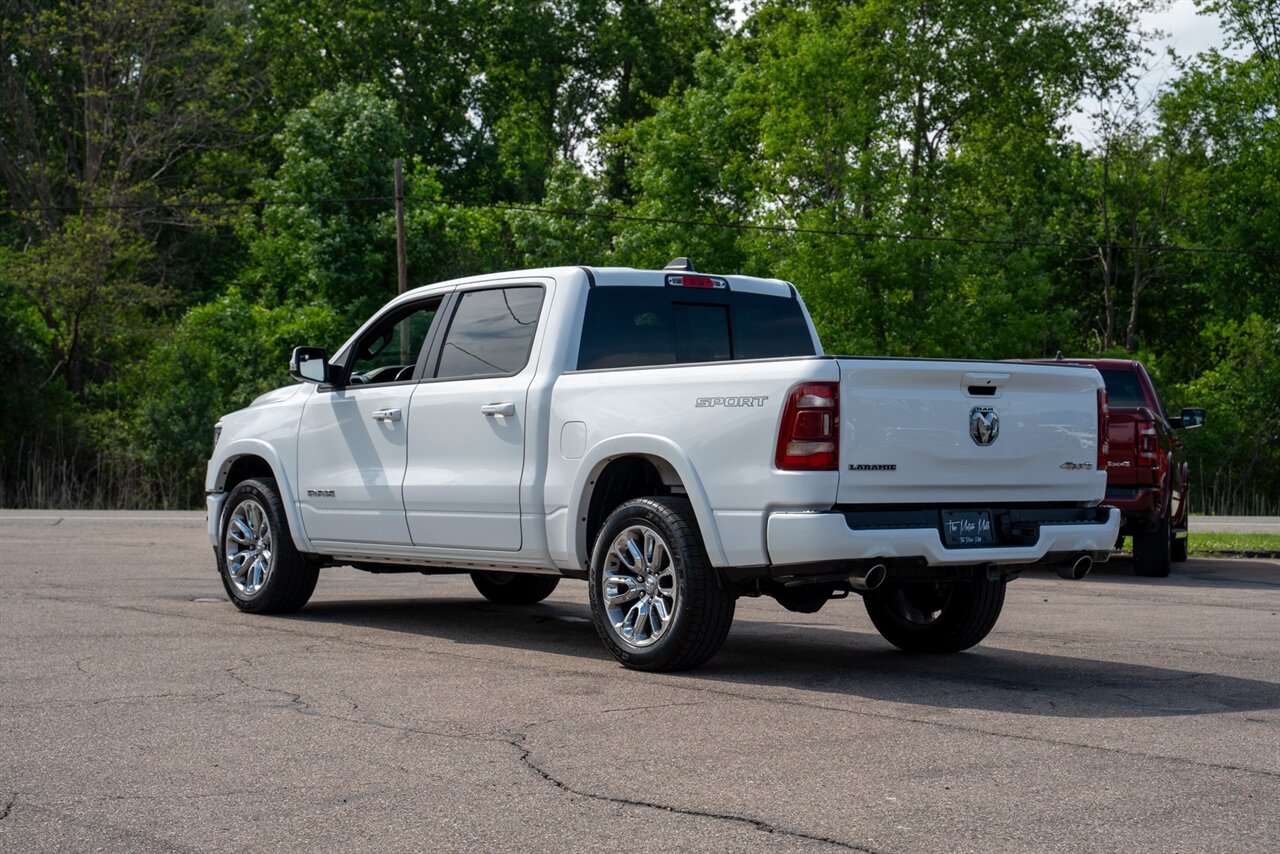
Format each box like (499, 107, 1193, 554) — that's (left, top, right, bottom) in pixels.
(435, 286, 545, 379)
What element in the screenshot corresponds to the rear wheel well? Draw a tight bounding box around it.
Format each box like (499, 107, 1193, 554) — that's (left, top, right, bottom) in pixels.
(584, 456, 683, 558)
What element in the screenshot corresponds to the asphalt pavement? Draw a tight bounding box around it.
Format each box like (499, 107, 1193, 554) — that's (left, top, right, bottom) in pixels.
(1, 512, 1277, 853)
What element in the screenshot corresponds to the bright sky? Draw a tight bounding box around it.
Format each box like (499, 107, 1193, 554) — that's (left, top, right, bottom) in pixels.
(1135, 0, 1243, 96)
(1069, 0, 1240, 144)
(1144, 0, 1237, 58)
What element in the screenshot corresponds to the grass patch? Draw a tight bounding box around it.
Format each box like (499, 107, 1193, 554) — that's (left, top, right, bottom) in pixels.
(1187, 532, 1280, 555)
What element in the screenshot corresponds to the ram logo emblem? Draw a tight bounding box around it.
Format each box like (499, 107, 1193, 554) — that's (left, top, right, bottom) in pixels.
(969, 407, 999, 446)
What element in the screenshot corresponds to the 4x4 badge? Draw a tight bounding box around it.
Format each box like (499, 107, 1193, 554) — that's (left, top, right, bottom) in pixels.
(970, 407, 999, 446)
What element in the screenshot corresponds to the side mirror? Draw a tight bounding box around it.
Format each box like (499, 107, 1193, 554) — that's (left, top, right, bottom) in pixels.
(290, 346, 331, 384)
(1171, 407, 1206, 430)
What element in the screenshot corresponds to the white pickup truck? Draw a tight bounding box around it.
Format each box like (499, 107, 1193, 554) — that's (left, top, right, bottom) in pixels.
(207, 261, 1119, 670)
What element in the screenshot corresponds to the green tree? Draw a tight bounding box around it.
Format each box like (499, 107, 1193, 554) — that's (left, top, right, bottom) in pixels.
(0, 215, 159, 392)
(610, 48, 759, 274)
(1157, 0, 1280, 326)
(0, 0, 258, 385)
(238, 84, 407, 318)
(131, 291, 346, 506)
(1177, 315, 1280, 514)
(595, 0, 732, 200)
(0, 0, 265, 506)
(511, 161, 617, 267)
(238, 83, 527, 318)
(244, 0, 477, 188)
(616, 0, 1146, 357)
(0, 285, 81, 506)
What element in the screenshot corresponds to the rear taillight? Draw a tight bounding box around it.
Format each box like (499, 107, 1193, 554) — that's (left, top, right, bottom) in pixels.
(1096, 388, 1109, 472)
(1136, 416, 1159, 468)
(776, 382, 839, 470)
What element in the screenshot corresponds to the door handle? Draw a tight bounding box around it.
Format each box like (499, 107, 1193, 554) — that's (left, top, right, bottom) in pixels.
(372, 408, 402, 422)
(481, 402, 517, 418)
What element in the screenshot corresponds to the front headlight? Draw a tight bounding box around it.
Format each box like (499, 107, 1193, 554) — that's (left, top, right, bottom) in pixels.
(213, 422, 222, 449)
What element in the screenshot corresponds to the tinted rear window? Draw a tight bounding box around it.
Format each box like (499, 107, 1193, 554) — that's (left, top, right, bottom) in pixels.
(578, 287, 814, 370)
(436, 286, 544, 379)
(1099, 369, 1147, 408)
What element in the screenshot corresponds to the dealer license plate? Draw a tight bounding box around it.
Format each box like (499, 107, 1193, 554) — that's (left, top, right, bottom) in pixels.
(941, 511, 995, 547)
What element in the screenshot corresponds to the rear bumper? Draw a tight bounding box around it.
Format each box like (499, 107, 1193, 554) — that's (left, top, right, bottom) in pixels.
(1105, 485, 1160, 516)
(766, 506, 1120, 569)
(1104, 486, 1171, 533)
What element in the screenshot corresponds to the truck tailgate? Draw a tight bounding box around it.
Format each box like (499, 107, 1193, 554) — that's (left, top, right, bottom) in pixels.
(1104, 409, 1141, 486)
(836, 360, 1106, 505)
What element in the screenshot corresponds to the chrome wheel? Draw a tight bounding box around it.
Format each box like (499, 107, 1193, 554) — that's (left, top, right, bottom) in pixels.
(600, 524, 679, 649)
(224, 498, 274, 597)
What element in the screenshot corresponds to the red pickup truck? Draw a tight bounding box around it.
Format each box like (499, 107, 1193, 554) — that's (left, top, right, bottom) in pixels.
(1036, 358, 1205, 576)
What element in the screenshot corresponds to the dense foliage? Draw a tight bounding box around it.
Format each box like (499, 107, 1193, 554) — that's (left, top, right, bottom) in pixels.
(2, 0, 1277, 511)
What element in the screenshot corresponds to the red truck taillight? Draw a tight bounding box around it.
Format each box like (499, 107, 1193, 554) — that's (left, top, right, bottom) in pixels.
(1136, 416, 1159, 468)
(776, 382, 839, 471)
(1097, 388, 1109, 472)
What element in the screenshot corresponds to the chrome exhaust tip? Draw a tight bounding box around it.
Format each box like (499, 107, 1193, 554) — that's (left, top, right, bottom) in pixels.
(1057, 555, 1092, 580)
(850, 564, 887, 591)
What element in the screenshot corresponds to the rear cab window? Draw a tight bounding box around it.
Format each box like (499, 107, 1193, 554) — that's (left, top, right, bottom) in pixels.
(577, 286, 814, 370)
(1098, 369, 1146, 408)
(1098, 366, 1168, 417)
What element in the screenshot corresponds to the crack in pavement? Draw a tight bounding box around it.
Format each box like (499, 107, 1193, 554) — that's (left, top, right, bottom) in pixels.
(224, 662, 307, 712)
(0, 793, 14, 820)
(221, 661, 501, 746)
(14, 589, 1280, 781)
(210, 667, 879, 850)
(94, 690, 230, 706)
(506, 732, 889, 853)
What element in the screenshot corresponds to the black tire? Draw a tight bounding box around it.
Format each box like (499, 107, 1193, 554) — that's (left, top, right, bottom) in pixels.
(589, 496, 735, 672)
(1171, 532, 1189, 563)
(217, 478, 319, 613)
(470, 571, 560, 604)
(1133, 514, 1173, 577)
(863, 577, 1006, 653)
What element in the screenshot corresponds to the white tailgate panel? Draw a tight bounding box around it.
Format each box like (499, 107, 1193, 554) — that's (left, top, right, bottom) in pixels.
(837, 360, 1106, 505)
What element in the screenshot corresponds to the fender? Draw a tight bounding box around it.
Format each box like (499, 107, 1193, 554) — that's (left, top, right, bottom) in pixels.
(207, 438, 313, 554)
(567, 433, 728, 570)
